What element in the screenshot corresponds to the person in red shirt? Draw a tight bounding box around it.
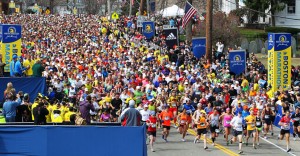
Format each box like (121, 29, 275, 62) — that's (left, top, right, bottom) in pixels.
(147, 112, 157, 152)
(279, 111, 292, 152)
(159, 105, 173, 142)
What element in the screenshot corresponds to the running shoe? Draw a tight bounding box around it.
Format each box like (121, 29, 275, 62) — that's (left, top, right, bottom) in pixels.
(151, 148, 155, 152)
(194, 138, 198, 144)
(204, 147, 208, 150)
(181, 139, 186, 142)
(253, 145, 257, 149)
(238, 150, 243, 154)
(164, 138, 168, 142)
(287, 148, 291, 152)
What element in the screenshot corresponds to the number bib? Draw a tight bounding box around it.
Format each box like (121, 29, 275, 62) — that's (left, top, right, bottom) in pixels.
(265, 115, 269, 119)
(165, 116, 170, 120)
(180, 120, 186, 124)
(151, 124, 156, 128)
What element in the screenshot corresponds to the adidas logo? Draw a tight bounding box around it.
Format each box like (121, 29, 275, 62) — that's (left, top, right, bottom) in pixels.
(166, 33, 176, 40)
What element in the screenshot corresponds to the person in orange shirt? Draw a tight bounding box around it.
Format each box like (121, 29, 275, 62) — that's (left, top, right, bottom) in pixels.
(177, 108, 189, 142)
(159, 105, 173, 142)
(194, 110, 209, 150)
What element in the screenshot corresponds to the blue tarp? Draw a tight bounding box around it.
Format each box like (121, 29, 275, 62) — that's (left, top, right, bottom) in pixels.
(0, 125, 147, 156)
(0, 77, 47, 102)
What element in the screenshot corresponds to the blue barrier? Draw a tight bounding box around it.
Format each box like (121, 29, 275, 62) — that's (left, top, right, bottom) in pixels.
(274, 105, 294, 134)
(0, 77, 47, 102)
(0, 126, 147, 156)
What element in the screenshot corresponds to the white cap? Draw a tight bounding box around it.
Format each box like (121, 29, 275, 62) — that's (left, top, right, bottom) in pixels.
(184, 82, 189, 85)
(129, 100, 135, 107)
(235, 81, 239, 84)
(136, 86, 141, 90)
(144, 104, 149, 108)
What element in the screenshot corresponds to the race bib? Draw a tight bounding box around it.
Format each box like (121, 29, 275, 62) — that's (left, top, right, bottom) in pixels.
(195, 92, 201, 95)
(271, 107, 275, 111)
(265, 115, 269, 119)
(226, 121, 231, 124)
(172, 103, 176, 107)
(237, 122, 242, 126)
(151, 124, 156, 128)
(180, 120, 186, 124)
(294, 118, 300, 121)
(165, 116, 170, 120)
(200, 123, 205, 126)
(251, 123, 255, 127)
(256, 121, 261, 126)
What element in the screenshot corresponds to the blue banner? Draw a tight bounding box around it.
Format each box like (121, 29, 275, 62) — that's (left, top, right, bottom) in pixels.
(2, 24, 22, 43)
(192, 37, 206, 58)
(142, 21, 155, 39)
(0, 77, 47, 102)
(0, 126, 147, 156)
(229, 50, 246, 75)
(0, 24, 2, 42)
(274, 105, 294, 134)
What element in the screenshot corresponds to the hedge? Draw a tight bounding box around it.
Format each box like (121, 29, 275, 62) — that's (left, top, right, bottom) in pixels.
(265, 27, 300, 35)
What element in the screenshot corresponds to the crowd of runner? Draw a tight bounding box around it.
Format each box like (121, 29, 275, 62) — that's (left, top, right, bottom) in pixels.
(1, 14, 300, 154)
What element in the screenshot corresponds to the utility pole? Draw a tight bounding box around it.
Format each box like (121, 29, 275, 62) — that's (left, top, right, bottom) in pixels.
(206, 0, 213, 63)
(146, 0, 150, 18)
(185, 0, 193, 42)
(140, 0, 144, 16)
(108, 0, 111, 20)
(129, 0, 132, 17)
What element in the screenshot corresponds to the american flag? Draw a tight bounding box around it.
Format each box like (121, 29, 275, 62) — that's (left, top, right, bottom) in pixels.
(182, 1, 197, 28)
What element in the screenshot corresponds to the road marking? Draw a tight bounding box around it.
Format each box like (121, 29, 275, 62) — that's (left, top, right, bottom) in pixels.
(259, 136, 297, 156)
(186, 129, 239, 156)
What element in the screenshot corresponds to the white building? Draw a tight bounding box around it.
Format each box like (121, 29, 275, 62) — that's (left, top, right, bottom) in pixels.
(274, 0, 299, 28)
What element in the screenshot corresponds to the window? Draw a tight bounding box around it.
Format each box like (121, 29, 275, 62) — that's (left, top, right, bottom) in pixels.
(287, 0, 296, 14)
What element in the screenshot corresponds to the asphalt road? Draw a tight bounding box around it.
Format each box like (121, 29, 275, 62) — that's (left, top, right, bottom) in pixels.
(148, 125, 300, 156)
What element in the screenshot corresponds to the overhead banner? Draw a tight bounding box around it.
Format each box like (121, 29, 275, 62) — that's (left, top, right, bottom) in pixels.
(268, 33, 291, 91)
(1, 24, 22, 72)
(192, 37, 206, 58)
(229, 50, 246, 75)
(163, 28, 178, 49)
(142, 21, 155, 39)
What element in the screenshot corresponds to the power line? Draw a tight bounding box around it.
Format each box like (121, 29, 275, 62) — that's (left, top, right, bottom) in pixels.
(224, 0, 300, 21)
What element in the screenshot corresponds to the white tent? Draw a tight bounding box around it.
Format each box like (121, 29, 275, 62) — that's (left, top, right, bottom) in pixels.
(159, 5, 184, 17)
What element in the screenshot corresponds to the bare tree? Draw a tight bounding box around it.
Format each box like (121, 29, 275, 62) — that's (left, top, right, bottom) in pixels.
(83, 0, 107, 15)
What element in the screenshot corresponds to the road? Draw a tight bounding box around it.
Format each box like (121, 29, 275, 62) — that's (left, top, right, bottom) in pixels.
(148, 125, 300, 156)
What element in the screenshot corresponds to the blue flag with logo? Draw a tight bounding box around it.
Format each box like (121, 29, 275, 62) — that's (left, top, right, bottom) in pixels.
(142, 21, 155, 39)
(229, 50, 246, 75)
(192, 37, 206, 59)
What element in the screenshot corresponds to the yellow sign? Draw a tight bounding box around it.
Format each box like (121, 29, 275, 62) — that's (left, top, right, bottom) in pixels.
(111, 12, 119, 20)
(9, 2, 15, 8)
(73, 7, 77, 15)
(45, 9, 51, 15)
(268, 33, 291, 92)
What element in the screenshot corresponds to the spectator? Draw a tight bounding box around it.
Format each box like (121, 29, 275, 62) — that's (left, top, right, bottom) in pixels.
(121, 100, 142, 126)
(0, 54, 5, 77)
(3, 92, 22, 122)
(79, 95, 95, 124)
(32, 60, 45, 77)
(10, 54, 26, 77)
(33, 102, 49, 125)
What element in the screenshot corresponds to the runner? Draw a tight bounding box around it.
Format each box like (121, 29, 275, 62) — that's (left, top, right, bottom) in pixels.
(159, 105, 173, 142)
(278, 110, 292, 152)
(177, 108, 189, 142)
(194, 110, 208, 150)
(208, 108, 220, 146)
(245, 109, 257, 149)
(219, 108, 233, 145)
(291, 107, 300, 140)
(230, 111, 244, 154)
(255, 110, 263, 146)
(168, 92, 178, 128)
(262, 104, 275, 139)
(146, 111, 157, 152)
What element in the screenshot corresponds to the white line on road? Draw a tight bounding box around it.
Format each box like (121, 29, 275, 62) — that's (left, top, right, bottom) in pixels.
(259, 136, 296, 156)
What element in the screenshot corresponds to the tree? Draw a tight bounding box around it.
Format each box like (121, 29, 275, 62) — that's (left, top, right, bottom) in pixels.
(268, 0, 289, 26)
(196, 11, 241, 47)
(83, 0, 106, 15)
(243, 0, 289, 26)
(242, 0, 269, 24)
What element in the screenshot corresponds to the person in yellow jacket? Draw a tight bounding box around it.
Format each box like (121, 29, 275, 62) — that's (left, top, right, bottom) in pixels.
(23, 55, 35, 76)
(52, 110, 63, 123)
(31, 97, 40, 121)
(64, 107, 76, 122)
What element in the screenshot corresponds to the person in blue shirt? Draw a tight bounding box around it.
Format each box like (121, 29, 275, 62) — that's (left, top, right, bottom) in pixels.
(10, 54, 26, 77)
(183, 99, 195, 114)
(3, 92, 22, 122)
